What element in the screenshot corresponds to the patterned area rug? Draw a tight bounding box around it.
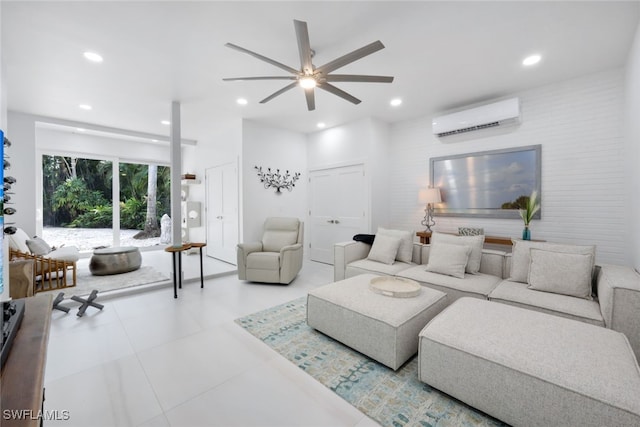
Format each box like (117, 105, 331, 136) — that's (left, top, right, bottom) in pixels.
(235, 297, 507, 427)
(39, 266, 170, 298)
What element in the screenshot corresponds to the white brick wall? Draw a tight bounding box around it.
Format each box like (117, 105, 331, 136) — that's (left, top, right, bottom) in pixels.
(389, 69, 627, 264)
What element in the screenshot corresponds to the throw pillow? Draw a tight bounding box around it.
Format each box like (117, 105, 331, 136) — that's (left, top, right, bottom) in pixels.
(527, 248, 594, 300)
(425, 241, 472, 279)
(430, 232, 484, 274)
(26, 236, 52, 256)
(377, 227, 414, 263)
(509, 240, 596, 284)
(367, 234, 401, 265)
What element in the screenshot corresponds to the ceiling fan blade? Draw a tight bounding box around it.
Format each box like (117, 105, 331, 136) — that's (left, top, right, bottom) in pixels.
(225, 43, 299, 75)
(294, 20, 313, 74)
(317, 41, 385, 74)
(223, 76, 297, 81)
(304, 88, 315, 111)
(326, 74, 394, 83)
(317, 83, 361, 105)
(259, 82, 298, 104)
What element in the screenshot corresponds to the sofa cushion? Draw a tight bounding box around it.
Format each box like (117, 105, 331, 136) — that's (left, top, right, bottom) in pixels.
(378, 227, 413, 263)
(509, 239, 595, 284)
(346, 259, 414, 278)
(367, 234, 401, 265)
(431, 232, 484, 274)
(489, 280, 604, 326)
(26, 237, 52, 256)
(528, 249, 594, 300)
(425, 242, 471, 279)
(48, 246, 80, 262)
(398, 265, 501, 300)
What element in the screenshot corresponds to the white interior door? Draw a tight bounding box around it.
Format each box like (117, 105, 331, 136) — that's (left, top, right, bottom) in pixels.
(206, 162, 238, 264)
(309, 164, 367, 264)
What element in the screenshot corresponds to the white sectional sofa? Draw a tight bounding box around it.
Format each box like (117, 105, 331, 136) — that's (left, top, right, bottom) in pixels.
(334, 235, 640, 360)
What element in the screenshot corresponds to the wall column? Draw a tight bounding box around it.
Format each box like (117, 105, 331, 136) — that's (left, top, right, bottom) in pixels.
(170, 101, 182, 246)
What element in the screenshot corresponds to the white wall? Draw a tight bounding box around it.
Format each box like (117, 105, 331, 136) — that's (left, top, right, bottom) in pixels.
(36, 128, 171, 163)
(242, 120, 307, 243)
(6, 111, 37, 236)
(307, 117, 390, 231)
(625, 21, 640, 271)
(182, 117, 242, 244)
(389, 69, 627, 265)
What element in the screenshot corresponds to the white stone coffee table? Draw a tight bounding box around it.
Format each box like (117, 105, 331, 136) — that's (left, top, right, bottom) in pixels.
(307, 273, 448, 370)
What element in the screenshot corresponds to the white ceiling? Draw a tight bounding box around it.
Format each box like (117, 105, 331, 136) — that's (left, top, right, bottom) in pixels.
(2, 1, 639, 140)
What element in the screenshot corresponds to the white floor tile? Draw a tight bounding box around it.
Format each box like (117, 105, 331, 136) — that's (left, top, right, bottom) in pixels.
(164, 357, 364, 427)
(137, 323, 276, 411)
(44, 355, 163, 427)
(43, 259, 372, 426)
(45, 321, 135, 383)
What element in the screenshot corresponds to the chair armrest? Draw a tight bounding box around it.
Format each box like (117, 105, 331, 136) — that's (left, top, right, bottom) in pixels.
(279, 244, 303, 284)
(334, 241, 371, 282)
(237, 242, 263, 256)
(597, 264, 640, 360)
(236, 242, 263, 280)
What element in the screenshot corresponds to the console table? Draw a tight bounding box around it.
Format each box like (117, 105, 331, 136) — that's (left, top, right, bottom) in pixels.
(416, 231, 514, 246)
(1, 295, 53, 427)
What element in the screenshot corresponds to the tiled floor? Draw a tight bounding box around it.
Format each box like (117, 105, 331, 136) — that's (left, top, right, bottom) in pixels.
(43, 255, 380, 427)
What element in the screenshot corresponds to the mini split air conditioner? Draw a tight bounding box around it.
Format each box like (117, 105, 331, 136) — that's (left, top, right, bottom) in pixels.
(432, 98, 520, 137)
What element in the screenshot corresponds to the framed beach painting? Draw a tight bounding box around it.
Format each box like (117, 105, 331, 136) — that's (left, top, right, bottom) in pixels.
(430, 145, 541, 219)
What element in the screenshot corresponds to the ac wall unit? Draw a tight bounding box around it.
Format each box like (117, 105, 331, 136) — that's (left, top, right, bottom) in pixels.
(432, 98, 520, 137)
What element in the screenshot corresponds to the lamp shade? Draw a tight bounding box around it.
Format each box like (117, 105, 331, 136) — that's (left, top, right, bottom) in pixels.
(418, 187, 442, 205)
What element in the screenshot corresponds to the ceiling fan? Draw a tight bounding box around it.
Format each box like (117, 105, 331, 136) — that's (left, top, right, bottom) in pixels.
(223, 19, 394, 111)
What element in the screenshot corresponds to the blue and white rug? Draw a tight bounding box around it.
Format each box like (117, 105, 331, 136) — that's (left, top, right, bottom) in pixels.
(235, 297, 507, 427)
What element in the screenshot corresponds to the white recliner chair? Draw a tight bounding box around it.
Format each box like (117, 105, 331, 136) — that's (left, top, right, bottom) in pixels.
(237, 217, 304, 285)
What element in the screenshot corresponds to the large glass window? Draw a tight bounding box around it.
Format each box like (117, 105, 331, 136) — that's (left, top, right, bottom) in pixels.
(42, 154, 170, 252)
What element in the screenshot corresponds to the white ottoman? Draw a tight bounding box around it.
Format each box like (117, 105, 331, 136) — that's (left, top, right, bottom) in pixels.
(307, 273, 448, 370)
(419, 298, 640, 427)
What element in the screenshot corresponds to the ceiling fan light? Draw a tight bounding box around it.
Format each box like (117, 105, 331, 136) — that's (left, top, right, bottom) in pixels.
(299, 77, 317, 89)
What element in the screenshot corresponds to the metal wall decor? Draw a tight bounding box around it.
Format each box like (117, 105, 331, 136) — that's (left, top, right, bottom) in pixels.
(254, 166, 301, 193)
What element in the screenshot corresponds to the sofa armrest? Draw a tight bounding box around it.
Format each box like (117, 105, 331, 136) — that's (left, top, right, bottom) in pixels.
(334, 241, 371, 281)
(597, 264, 640, 360)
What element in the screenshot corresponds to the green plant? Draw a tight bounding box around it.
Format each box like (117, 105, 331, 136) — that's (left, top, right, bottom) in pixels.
(519, 190, 540, 226)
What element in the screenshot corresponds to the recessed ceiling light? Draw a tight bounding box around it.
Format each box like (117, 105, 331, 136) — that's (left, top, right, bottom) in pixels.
(76, 128, 86, 132)
(390, 98, 402, 107)
(161, 120, 170, 125)
(522, 54, 542, 66)
(236, 98, 248, 105)
(317, 122, 326, 129)
(151, 139, 159, 143)
(78, 104, 92, 110)
(83, 51, 103, 63)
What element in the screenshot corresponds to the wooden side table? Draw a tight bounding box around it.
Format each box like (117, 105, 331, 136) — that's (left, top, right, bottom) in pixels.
(164, 242, 207, 298)
(416, 231, 432, 244)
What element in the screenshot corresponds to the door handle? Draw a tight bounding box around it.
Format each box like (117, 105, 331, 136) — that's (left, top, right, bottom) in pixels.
(327, 220, 334, 224)
(334, 220, 340, 224)
(216, 216, 223, 219)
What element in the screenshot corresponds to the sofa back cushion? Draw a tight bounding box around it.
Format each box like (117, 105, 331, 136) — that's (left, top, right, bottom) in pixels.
(527, 249, 594, 300)
(367, 234, 401, 265)
(431, 232, 484, 274)
(377, 228, 413, 263)
(425, 241, 471, 279)
(509, 239, 596, 284)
